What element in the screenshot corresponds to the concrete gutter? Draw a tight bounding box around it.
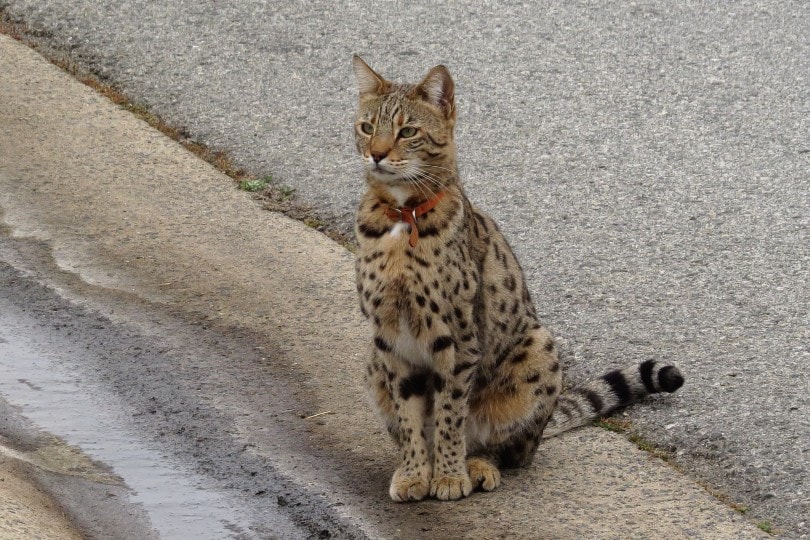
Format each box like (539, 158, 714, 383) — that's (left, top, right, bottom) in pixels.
(0, 34, 767, 539)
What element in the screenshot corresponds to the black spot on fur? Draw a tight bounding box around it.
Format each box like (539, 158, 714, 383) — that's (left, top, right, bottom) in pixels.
(453, 361, 476, 376)
(473, 212, 488, 231)
(432, 336, 455, 353)
(544, 339, 554, 352)
(374, 337, 391, 352)
(526, 373, 541, 384)
(399, 372, 430, 400)
(433, 373, 445, 393)
(511, 351, 528, 364)
(451, 388, 464, 400)
(358, 223, 386, 238)
(494, 347, 510, 367)
(503, 275, 517, 291)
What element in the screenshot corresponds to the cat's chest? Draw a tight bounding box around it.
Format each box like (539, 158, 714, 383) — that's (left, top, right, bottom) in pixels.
(357, 245, 459, 366)
(357, 243, 445, 293)
(357, 237, 475, 324)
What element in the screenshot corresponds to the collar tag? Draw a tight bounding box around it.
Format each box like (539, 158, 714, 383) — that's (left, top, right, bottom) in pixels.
(383, 192, 445, 247)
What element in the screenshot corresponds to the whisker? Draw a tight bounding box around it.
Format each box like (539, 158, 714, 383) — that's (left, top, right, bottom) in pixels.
(413, 171, 445, 191)
(404, 170, 437, 201)
(411, 177, 440, 201)
(419, 164, 457, 175)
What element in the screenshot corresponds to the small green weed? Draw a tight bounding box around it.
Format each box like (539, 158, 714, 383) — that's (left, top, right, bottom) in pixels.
(757, 521, 773, 534)
(732, 504, 748, 514)
(594, 417, 631, 433)
(239, 176, 271, 192)
(595, 417, 673, 462)
(278, 185, 296, 201)
(304, 217, 326, 229)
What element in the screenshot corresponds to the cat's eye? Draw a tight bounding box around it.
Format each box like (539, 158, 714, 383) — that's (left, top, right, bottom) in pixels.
(360, 122, 374, 135)
(399, 126, 417, 138)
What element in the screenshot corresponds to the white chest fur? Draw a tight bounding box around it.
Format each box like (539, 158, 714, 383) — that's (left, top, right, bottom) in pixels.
(392, 317, 431, 366)
(389, 222, 410, 238)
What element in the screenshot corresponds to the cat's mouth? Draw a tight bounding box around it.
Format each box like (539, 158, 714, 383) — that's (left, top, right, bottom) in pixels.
(367, 162, 403, 181)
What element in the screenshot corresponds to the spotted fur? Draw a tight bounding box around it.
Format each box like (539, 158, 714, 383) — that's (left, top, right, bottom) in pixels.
(351, 56, 684, 502)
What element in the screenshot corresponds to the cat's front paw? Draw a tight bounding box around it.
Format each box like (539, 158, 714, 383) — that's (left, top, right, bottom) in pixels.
(466, 457, 501, 492)
(389, 466, 431, 502)
(430, 473, 473, 501)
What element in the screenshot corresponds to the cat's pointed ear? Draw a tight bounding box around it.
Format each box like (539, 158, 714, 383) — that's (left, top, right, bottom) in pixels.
(411, 65, 455, 118)
(352, 56, 388, 96)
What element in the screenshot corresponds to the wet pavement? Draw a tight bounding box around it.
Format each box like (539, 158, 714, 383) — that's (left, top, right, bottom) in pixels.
(0, 261, 312, 539)
(0, 282, 307, 539)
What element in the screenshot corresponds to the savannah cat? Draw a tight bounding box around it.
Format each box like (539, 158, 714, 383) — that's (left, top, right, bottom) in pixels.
(351, 56, 684, 502)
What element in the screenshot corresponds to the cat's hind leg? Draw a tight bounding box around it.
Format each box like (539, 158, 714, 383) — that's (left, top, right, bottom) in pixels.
(466, 455, 501, 492)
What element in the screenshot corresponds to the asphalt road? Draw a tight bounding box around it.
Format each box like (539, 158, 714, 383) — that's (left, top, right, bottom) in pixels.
(1, 0, 808, 536)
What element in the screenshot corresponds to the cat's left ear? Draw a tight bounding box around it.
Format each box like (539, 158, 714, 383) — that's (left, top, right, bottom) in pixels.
(411, 65, 455, 119)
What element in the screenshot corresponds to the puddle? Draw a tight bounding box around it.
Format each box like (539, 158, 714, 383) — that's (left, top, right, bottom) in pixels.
(0, 302, 303, 539)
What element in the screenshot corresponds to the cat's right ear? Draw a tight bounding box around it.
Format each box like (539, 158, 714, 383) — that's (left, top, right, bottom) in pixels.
(352, 56, 388, 96)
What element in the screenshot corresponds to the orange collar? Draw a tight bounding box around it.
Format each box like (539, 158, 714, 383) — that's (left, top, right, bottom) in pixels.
(384, 192, 445, 247)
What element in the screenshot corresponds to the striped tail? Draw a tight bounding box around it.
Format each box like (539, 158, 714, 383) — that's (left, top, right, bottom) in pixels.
(542, 359, 684, 439)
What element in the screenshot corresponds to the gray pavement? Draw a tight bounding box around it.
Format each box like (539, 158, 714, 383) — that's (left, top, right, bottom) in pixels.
(1, 0, 808, 536)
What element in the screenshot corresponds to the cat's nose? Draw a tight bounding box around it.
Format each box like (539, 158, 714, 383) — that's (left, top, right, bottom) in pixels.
(371, 150, 388, 163)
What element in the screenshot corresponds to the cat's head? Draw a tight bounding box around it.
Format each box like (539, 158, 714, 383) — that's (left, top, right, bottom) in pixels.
(352, 56, 457, 192)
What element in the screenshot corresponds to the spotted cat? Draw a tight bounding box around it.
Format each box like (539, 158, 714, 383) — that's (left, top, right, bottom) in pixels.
(352, 56, 684, 502)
